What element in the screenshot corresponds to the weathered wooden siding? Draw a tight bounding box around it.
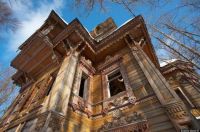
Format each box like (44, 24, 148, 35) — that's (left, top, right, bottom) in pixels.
(62, 47, 176, 132)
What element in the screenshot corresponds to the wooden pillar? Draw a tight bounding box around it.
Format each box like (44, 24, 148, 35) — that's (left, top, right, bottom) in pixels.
(128, 44, 178, 103)
(124, 35, 192, 130)
(39, 50, 80, 131)
(43, 51, 79, 115)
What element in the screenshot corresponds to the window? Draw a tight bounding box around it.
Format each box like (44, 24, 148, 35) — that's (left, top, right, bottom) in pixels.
(101, 60, 132, 100)
(79, 73, 88, 98)
(107, 69, 126, 97)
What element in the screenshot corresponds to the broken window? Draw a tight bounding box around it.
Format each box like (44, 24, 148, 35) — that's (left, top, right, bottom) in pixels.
(107, 69, 126, 97)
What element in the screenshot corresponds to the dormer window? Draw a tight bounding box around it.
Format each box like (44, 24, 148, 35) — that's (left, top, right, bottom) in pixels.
(107, 69, 126, 97)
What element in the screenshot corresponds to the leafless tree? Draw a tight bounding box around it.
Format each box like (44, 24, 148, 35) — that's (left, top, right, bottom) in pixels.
(152, 1, 200, 69)
(72, 0, 200, 70)
(0, 0, 18, 32)
(0, 66, 17, 118)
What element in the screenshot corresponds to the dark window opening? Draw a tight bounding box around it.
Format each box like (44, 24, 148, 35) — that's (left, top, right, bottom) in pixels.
(108, 70, 126, 97)
(79, 74, 88, 98)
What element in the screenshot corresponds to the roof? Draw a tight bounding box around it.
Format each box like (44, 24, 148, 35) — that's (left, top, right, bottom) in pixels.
(11, 10, 160, 84)
(18, 10, 68, 50)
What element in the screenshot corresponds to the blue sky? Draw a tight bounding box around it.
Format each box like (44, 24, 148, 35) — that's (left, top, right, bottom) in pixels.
(0, 0, 140, 116)
(0, 0, 157, 67)
(0, 0, 132, 67)
(0, 0, 199, 116)
(0, 0, 195, 68)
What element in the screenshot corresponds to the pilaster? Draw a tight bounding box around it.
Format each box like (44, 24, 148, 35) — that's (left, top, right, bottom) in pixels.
(43, 41, 84, 112)
(124, 34, 192, 130)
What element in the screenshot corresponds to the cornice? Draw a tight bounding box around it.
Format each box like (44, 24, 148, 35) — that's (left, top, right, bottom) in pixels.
(52, 16, 143, 52)
(11, 11, 160, 76)
(51, 14, 159, 69)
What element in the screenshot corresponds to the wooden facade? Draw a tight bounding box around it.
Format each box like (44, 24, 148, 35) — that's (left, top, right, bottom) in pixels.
(0, 10, 199, 132)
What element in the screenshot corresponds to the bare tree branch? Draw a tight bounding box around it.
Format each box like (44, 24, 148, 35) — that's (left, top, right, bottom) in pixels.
(152, 35, 200, 69)
(164, 23, 200, 45)
(0, 66, 17, 117)
(0, 0, 19, 32)
(149, 24, 200, 58)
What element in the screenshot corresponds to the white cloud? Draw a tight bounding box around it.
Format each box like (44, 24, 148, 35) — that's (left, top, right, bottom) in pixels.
(6, 0, 64, 51)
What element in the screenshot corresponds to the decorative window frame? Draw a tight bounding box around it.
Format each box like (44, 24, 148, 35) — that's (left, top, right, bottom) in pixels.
(72, 56, 95, 101)
(70, 56, 95, 116)
(99, 55, 133, 108)
(76, 70, 90, 100)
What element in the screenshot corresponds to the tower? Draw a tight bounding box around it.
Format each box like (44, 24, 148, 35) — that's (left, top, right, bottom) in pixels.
(0, 10, 199, 132)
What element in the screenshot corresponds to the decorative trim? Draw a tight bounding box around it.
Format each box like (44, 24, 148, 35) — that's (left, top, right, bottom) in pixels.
(165, 102, 188, 119)
(80, 56, 96, 75)
(68, 93, 155, 118)
(98, 55, 122, 72)
(99, 111, 148, 132)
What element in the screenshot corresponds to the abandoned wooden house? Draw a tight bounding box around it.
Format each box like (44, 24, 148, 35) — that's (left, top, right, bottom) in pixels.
(0, 10, 200, 132)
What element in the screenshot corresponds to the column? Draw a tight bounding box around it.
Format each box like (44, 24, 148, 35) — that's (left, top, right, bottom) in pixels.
(45, 51, 79, 115)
